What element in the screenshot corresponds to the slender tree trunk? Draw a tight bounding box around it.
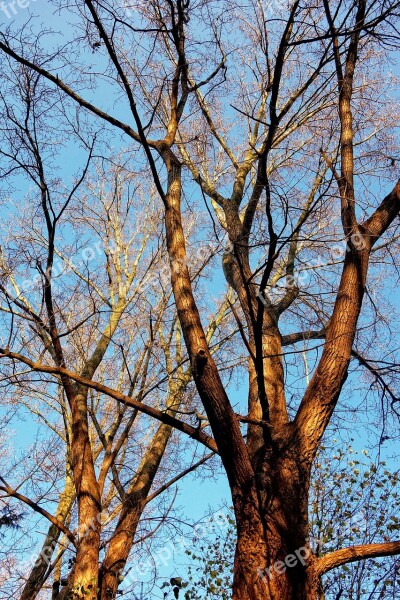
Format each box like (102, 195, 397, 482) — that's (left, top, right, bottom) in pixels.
(99, 500, 143, 600)
(99, 421, 175, 599)
(20, 468, 74, 600)
(67, 392, 102, 600)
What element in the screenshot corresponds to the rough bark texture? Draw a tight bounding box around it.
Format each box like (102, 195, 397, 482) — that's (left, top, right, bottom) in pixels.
(158, 134, 400, 599)
(69, 391, 102, 599)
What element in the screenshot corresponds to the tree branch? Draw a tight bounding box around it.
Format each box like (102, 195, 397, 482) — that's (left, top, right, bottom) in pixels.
(0, 39, 143, 144)
(316, 540, 400, 576)
(0, 348, 218, 452)
(144, 451, 215, 505)
(0, 478, 76, 547)
(363, 179, 400, 245)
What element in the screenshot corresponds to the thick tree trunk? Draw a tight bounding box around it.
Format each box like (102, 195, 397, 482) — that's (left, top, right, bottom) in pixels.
(73, 521, 101, 598)
(233, 521, 318, 600)
(232, 453, 318, 600)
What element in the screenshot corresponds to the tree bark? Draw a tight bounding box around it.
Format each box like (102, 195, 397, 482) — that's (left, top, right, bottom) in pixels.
(232, 452, 319, 600)
(67, 391, 102, 600)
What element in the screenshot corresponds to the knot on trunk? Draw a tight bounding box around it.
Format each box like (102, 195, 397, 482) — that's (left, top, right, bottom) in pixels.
(191, 348, 208, 377)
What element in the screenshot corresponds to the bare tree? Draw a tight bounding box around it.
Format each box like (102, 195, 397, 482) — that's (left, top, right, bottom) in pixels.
(0, 63, 234, 600)
(1, 0, 400, 598)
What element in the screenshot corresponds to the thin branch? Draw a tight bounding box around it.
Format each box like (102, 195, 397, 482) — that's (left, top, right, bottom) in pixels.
(0, 478, 76, 547)
(145, 451, 215, 505)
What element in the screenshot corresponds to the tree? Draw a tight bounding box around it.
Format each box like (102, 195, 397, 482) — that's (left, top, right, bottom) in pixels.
(0, 62, 231, 600)
(1, 0, 400, 598)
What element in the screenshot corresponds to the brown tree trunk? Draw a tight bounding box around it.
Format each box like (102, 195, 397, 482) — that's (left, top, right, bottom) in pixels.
(232, 453, 319, 600)
(98, 500, 142, 600)
(99, 420, 175, 599)
(66, 391, 102, 600)
(233, 510, 319, 600)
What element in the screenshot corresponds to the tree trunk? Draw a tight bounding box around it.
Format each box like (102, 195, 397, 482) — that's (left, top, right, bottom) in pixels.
(20, 468, 74, 600)
(99, 420, 175, 599)
(232, 453, 319, 600)
(233, 519, 318, 600)
(98, 500, 142, 600)
(66, 392, 102, 600)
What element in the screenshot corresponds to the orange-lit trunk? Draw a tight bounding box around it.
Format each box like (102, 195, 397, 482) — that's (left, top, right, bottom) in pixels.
(232, 454, 318, 600)
(68, 392, 101, 600)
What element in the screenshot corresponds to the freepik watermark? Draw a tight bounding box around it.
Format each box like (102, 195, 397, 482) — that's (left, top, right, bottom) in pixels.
(0, 232, 222, 305)
(121, 510, 231, 588)
(0, 0, 39, 19)
(144, 240, 220, 294)
(22, 508, 230, 590)
(32, 506, 109, 570)
(257, 232, 367, 307)
(257, 545, 310, 582)
(6, 499, 115, 579)
(0, 228, 367, 335)
(257, 510, 367, 581)
(0, 238, 117, 303)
